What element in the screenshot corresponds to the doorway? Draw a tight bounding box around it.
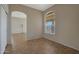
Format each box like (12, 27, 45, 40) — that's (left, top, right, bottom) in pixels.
(11, 11, 27, 53)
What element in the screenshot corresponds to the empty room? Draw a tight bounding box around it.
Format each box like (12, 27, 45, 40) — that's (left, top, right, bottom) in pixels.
(0, 4, 79, 54)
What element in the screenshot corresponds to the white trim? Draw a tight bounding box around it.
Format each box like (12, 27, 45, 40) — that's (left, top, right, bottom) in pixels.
(44, 11, 56, 35)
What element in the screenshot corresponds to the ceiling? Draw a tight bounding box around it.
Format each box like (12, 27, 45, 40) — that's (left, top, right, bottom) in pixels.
(23, 4, 54, 11)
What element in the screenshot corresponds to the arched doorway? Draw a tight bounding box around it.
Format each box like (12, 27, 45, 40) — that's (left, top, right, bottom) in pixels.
(11, 11, 27, 52)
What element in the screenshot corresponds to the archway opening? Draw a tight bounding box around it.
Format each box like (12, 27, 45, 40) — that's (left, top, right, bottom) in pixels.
(11, 11, 27, 50)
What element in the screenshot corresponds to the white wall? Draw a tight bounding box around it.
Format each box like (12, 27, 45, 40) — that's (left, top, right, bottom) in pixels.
(43, 5, 79, 51)
(0, 5, 8, 54)
(0, 5, 1, 54)
(11, 17, 27, 34)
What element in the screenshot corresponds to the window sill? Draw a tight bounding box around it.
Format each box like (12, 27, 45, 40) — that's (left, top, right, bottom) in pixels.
(44, 32, 55, 35)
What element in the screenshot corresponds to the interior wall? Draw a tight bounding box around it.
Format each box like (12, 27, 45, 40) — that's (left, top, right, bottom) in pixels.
(0, 4, 8, 54)
(0, 5, 1, 53)
(8, 4, 42, 41)
(43, 4, 79, 51)
(7, 5, 12, 44)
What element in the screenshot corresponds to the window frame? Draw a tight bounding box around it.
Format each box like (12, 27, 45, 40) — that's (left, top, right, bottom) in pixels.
(44, 11, 56, 35)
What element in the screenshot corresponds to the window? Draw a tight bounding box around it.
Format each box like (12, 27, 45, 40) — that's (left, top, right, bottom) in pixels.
(44, 11, 55, 35)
